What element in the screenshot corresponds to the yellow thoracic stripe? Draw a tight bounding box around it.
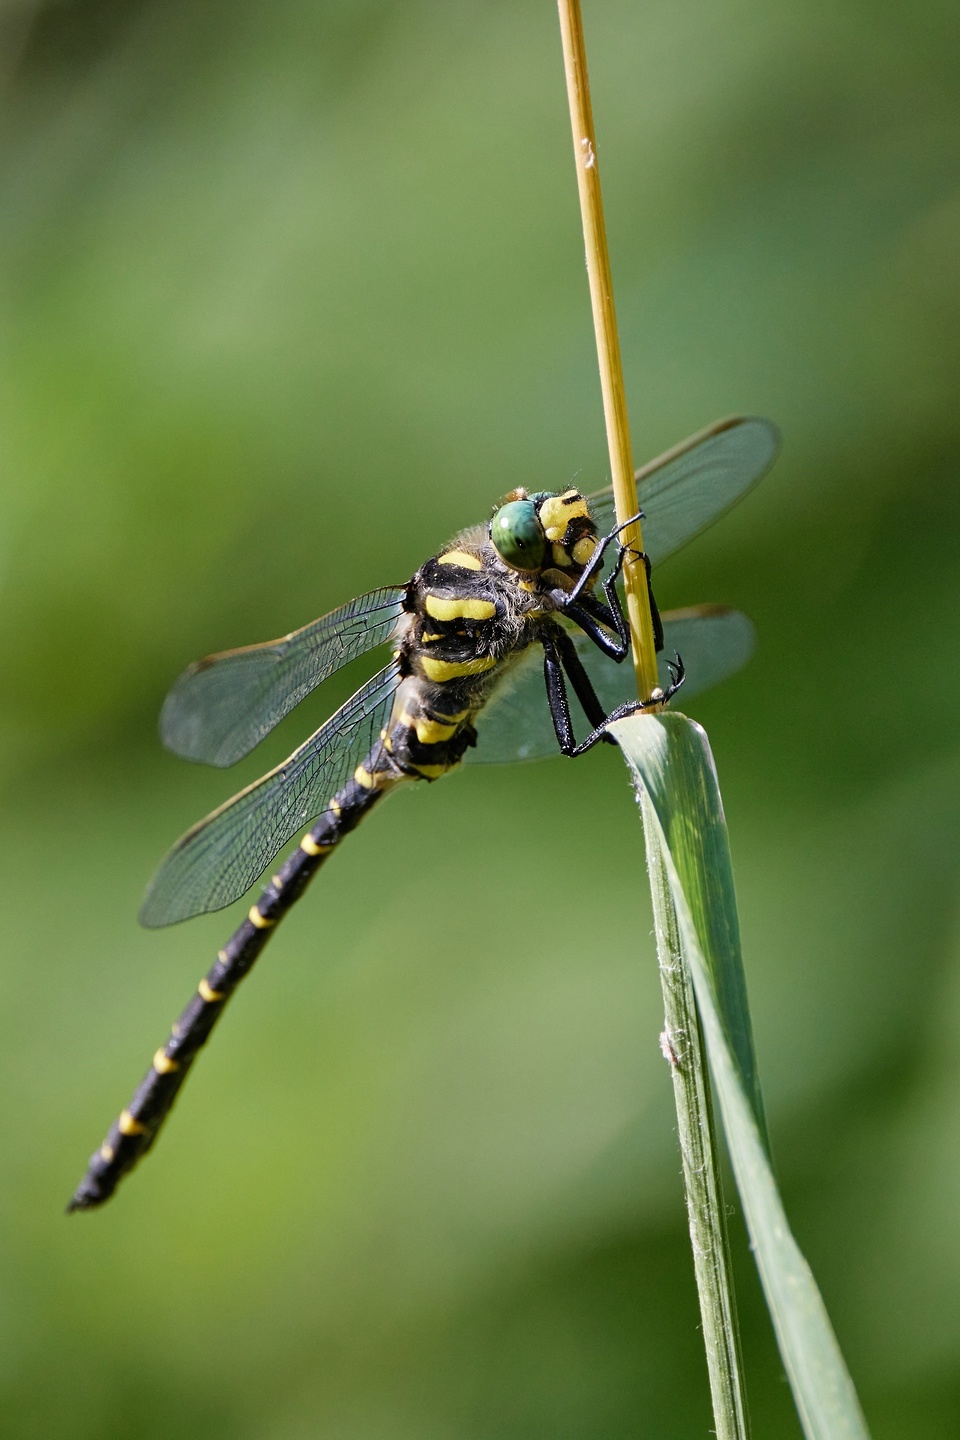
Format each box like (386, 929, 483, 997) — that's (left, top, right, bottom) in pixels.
(420, 654, 497, 682)
(539, 490, 589, 541)
(398, 709, 459, 744)
(437, 550, 482, 570)
(572, 535, 597, 565)
(425, 595, 496, 622)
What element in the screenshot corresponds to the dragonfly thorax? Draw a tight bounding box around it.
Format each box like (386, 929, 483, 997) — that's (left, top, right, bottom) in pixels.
(373, 496, 602, 791)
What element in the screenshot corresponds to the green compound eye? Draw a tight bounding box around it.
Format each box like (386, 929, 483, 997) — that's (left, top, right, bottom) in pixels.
(490, 500, 547, 572)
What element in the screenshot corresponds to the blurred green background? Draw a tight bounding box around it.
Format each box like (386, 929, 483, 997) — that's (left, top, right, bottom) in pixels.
(2, 0, 960, 1434)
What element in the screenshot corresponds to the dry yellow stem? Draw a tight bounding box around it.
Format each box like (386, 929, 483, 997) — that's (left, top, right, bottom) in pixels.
(557, 0, 660, 702)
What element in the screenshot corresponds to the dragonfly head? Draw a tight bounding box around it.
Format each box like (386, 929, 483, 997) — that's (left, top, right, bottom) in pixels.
(490, 487, 599, 583)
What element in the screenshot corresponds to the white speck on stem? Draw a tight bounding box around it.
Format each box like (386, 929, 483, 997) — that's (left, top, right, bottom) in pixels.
(580, 136, 596, 169)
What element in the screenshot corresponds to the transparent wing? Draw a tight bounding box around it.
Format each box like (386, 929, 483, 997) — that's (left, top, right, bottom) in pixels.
(467, 607, 754, 765)
(588, 416, 780, 565)
(160, 587, 405, 768)
(141, 661, 402, 927)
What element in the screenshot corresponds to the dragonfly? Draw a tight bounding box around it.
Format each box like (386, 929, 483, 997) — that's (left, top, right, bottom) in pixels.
(68, 413, 779, 1211)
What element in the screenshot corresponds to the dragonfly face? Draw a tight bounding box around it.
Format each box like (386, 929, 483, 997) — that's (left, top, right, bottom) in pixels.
(488, 486, 597, 577)
(69, 415, 780, 1212)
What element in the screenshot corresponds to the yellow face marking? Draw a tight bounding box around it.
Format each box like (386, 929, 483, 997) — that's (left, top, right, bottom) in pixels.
(410, 762, 451, 779)
(100, 1143, 115, 1163)
(153, 1048, 179, 1074)
(119, 1109, 147, 1136)
(249, 905, 276, 929)
(437, 550, 482, 570)
(420, 654, 497, 683)
(425, 595, 496, 622)
(300, 833, 332, 857)
(398, 709, 459, 744)
(572, 535, 597, 566)
(551, 543, 571, 567)
(199, 978, 225, 1003)
(540, 491, 589, 542)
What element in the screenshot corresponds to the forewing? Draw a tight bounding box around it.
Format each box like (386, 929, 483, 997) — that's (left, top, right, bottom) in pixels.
(467, 608, 754, 765)
(588, 416, 780, 566)
(160, 587, 405, 767)
(141, 661, 402, 926)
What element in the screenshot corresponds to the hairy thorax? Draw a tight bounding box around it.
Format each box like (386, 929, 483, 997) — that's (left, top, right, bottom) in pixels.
(358, 496, 600, 790)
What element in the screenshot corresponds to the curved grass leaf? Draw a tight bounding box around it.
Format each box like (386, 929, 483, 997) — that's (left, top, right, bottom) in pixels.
(610, 711, 871, 1440)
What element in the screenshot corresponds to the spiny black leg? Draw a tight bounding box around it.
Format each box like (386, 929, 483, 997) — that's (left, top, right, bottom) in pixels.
(558, 540, 631, 661)
(595, 539, 664, 656)
(561, 597, 626, 661)
(543, 634, 578, 755)
(542, 632, 617, 756)
(610, 548, 664, 654)
(553, 627, 617, 743)
(560, 512, 664, 659)
(566, 510, 642, 606)
(573, 651, 685, 750)
(543, 635, 685, 759)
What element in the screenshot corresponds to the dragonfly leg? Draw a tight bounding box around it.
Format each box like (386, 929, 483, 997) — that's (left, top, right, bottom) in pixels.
(560, 514, 664, 658)
(543, 636, 685, 758)
(565, 510, 642, 605)
(561, 595, 627, 660)
(554, 627, 619, 737)
(542, 631, 617, 754)
(600, 541, 665, 654)
(67, 770, 393, 1212)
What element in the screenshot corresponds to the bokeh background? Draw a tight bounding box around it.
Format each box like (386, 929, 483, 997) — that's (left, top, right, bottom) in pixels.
(2, 0, 960, 1434)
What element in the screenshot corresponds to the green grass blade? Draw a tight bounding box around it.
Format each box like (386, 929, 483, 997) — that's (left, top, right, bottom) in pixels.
(611, 711, 871, 1440)
(646, 818, 751, 1439)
